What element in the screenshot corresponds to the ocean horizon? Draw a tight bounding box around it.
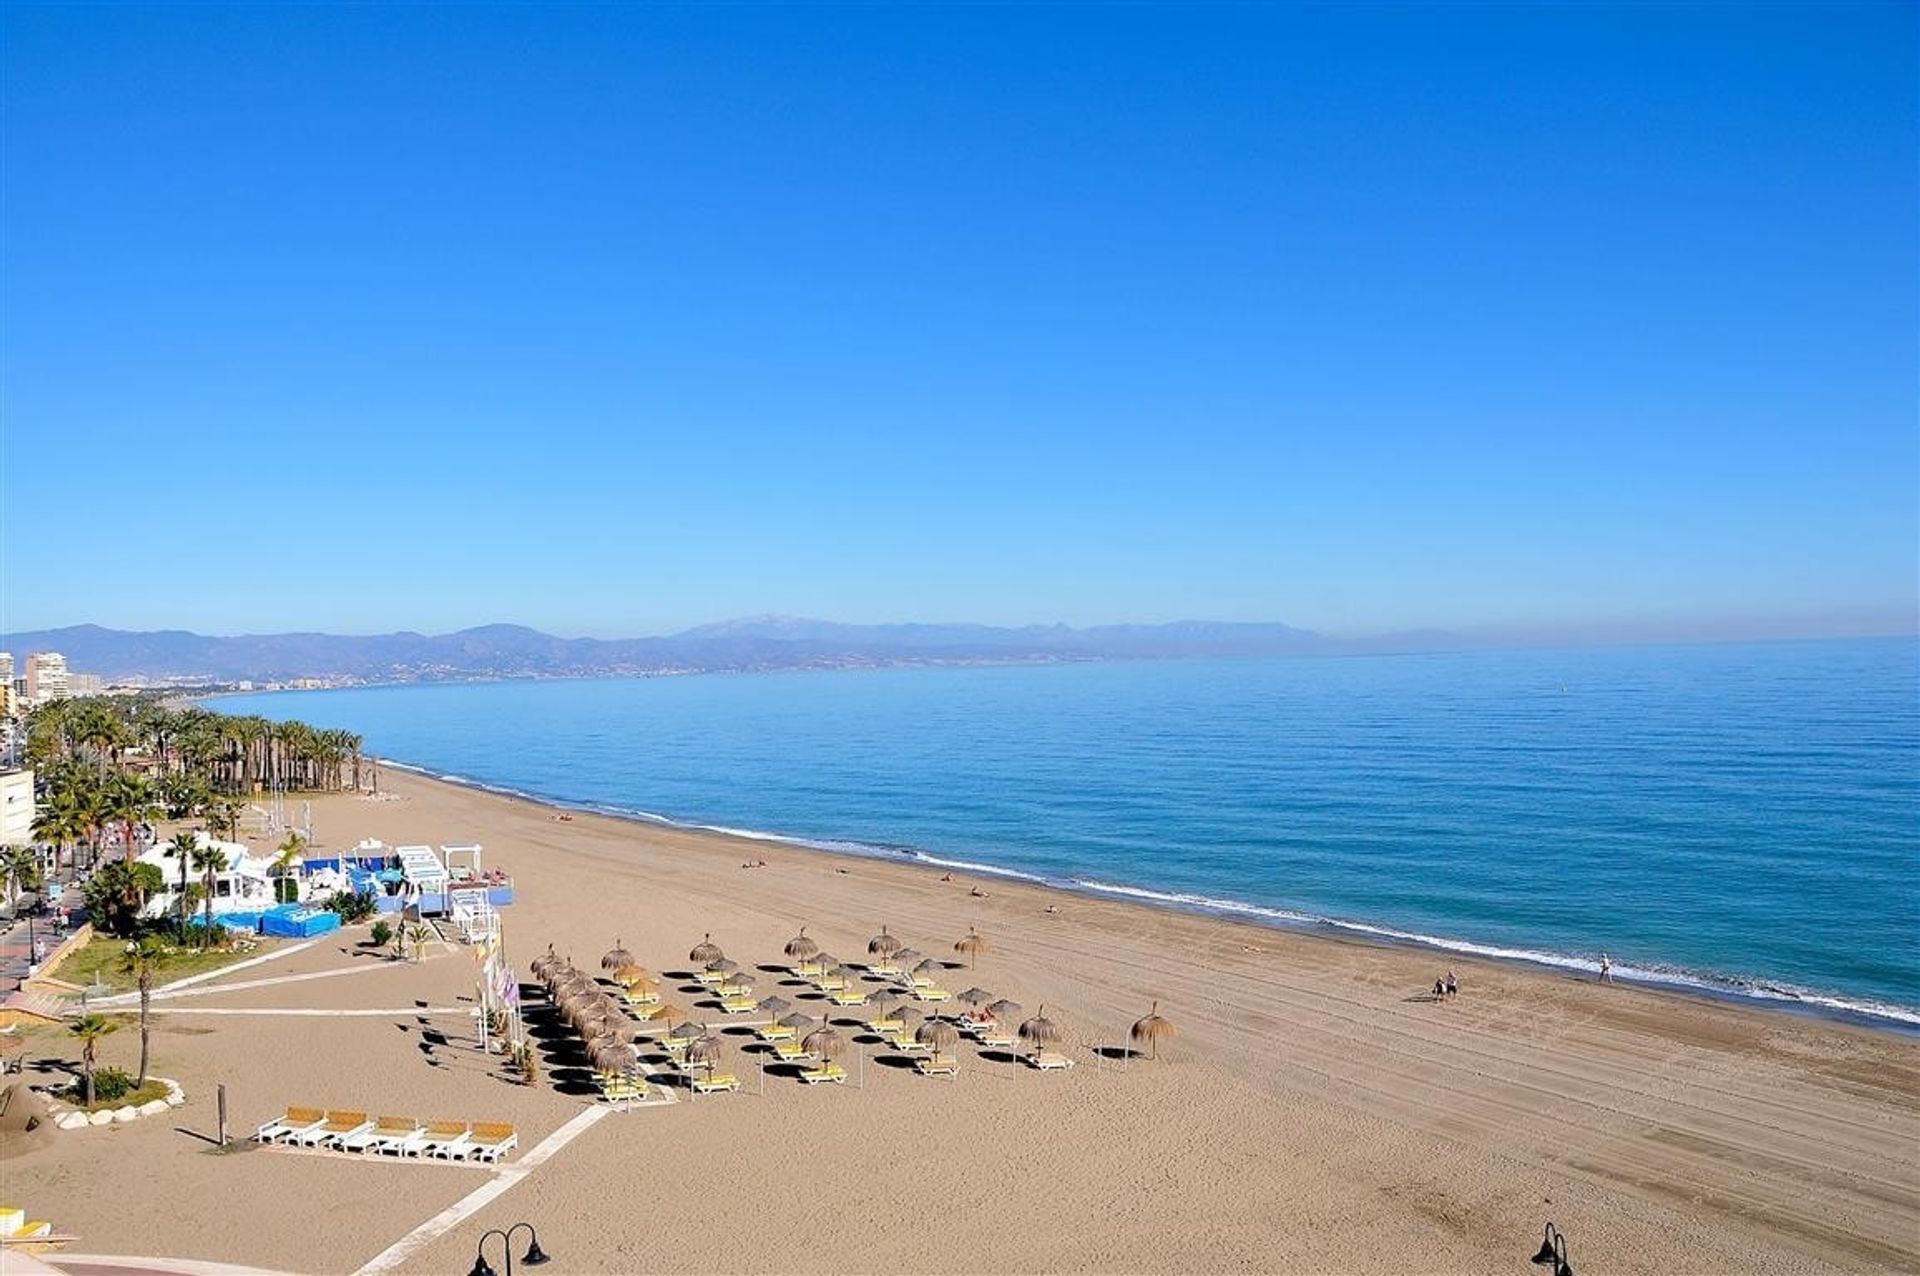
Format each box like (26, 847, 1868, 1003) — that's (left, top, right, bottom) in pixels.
(216, 636, 1920, 1030)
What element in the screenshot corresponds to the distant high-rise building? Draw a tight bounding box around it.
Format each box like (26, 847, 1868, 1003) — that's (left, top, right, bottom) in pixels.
(0, 653, 12, 719)
(24, 652, 69, 705)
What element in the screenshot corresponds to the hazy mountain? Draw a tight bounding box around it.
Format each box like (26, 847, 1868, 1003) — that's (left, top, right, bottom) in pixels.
(0, 617, 1353, 683)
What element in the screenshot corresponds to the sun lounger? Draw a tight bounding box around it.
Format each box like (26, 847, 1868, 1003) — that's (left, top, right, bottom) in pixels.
(914, 1057, 959, 1077)
(297, 1110, 374, 1149)
(1027, 1051, 1076, 1071)
(254, 1106, 327, 1144)
(912, 986, 952, 1002)
(754, 1024, 795, 1043)
(827, 989, 867, 1006)
(792, 960, 824, 979)
(798, 1062, 847, 1085)
(867, 1014, 902, 1034)
(976, 1030, 1016, 1049)
(885, 1033, 930, 1054)
(621, 989, 660, 1007)
(413, 1120, 473, 1160)
(772, 1042, 815, 1063)
(864, 963, 899, 978)
(692, 1072, 739, 1094)
(465, 1122, 518, 1163)
(718, 997, 757, 1014)
(905, 975, 934, 989)
(694, 971, 727, 986)
(814, 976, 848, 993)
(349, 1116, 424, 1154)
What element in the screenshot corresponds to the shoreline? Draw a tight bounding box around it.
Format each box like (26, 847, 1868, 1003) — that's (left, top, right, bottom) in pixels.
(372, 755, 1920, 1038)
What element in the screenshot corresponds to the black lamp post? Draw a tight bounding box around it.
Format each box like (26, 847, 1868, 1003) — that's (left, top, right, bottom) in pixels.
(469, 1223, 550, 1276)
(1529, 1222, 1574, 1276)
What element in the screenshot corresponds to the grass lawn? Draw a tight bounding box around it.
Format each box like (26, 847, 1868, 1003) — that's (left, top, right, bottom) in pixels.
(50, 934, 276, 995)
(64, 1076, 173, 1111)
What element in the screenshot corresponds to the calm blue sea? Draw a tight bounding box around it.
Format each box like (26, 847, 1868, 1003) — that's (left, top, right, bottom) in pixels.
(218, 638, 1920, 1028)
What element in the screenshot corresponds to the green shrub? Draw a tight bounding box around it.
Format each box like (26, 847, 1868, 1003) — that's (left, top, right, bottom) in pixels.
(77, 1066, 135, 1104)
(326, 890, 378, 923)
(369, 920, 393, 948)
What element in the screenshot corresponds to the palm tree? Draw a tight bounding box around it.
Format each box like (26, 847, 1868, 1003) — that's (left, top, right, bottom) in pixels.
(120, 936, 168, 1086)
(406, 922, 432, 964)
(0, 846, 40, 910)
(101, 771, 159, 865)
(68, 1013, 119, 1106)
(163, 831, 200, 939)
(191, 841, 227, 942)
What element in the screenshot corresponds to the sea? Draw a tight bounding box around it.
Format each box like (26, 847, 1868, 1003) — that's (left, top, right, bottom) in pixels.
(216, 637, 1920, 1030)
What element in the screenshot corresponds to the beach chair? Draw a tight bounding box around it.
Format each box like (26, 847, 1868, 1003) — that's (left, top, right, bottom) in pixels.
(914, 1057, 959, 1078)
(864, 963, 900, 979)
(465, 1123, 518, 1163)
(885, 1033, 930, 1054)
(792, 959, 824, 979)
(754, 1023, 795, 1043)
(814, 974, 848, 993)
(1027, 1051, 1076, 1071)
(254, 1106, 327, 1144)
(827, 988, 868, 1007)
(350, 1116, 424, 1155)
(298, 1110, 374, 1149)
(771, 1041, 815, 1064)
(622, 988, 661, 1007)
(413, 1120, 473, 1160)
(600, 1074, 649, 1108)
(976, 1029, 1016, 1050)
(798, 1062, 847, 1085)
(692, 1072, 739, 1094)
(912, 986, 952, 1003)
(718, 997, 757, 1015)
(694, 970, 727, 986)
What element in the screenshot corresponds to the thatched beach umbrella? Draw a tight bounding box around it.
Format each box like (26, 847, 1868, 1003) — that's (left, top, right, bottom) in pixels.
(813, 953, 841, 973)
(866, 988, 901, 1013)
(705, 957, 740, 977)
(891, 1005, 923, 1032)
(614, 964, 658, 991)
(915, 1018, 959, 1063)
(892, 948, 924, 969)
(779, 1012, 817, 1033)
(689, 934, 724, 965)
(531, 947, 559, 981)
(601, 939, 636, 972)
(957, 987, 995, 1008)
(867, 927, 902, 961)
(648, 1002, 685, 1029)
(913, 958, 943, 980)
(985, 999, 1023, 1024)
(669, 1020, 707, 1044)
(757, 995, 792, 1020)
(1018, 1005, 1064, 1049)
(593, 1040, 639, 1075)
(688, 1036, 724, 1074)
(721, 970, 755, 992)
(953, 928, 988, 969)
(784, 927, 820, 963)
(825, 965, 855, 984)
(1131, 1001, 1177, 1061)
(801, 1026, 846, 1062)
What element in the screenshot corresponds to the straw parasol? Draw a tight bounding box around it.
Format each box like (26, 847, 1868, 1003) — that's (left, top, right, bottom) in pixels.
(531, 947, 558, 981)
(915, 1018, 959, 1063)
(592, 1040, 639, 1075)
(705, 957, 740, 976)
(892, 948, 924, 969)
(614, 964, 658, 991)
(784, 927, 820, 962)
(913, 958, 943, 979)
(648, 1002, 685, 1030)
(1130, 1001, 1177, 1060)
(985, 999, 1023, 1024)
(867, 927, 902, 960)
(956, 987, 995, 1008)
(721, 972, 756, 995)
(953, 928, 989, 969)
(601, 939, 636, 972)
(813, 953, 841, 973)
(778, 1012, 817, 1033)
(688, 934, 724, 965)
(757, 995, 792, 1020)
(866, 988, 901, 1012)
(892, 1005, 924, 1031)
(687, 1036, 724, 1074)
(669, 1020, 707, 1043)
(801, 1025, 846, 1061)
(1018, 1005, 1064, 1049)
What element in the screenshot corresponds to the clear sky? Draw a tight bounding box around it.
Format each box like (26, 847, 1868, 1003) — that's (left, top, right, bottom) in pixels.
(2, 3, 1913, 640)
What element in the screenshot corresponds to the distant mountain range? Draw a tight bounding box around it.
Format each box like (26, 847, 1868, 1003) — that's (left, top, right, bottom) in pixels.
(0, 616, 1467, 685)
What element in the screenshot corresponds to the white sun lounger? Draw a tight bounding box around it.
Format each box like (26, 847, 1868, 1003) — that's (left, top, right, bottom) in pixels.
(413, 1121, 473, 1159)
(254, 1106, 327, 1144)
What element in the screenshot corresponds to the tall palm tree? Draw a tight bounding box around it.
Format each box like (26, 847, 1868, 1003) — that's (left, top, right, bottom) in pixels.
(164, 831, 200, 939)
(101, 771, 159, 865)
(191, 841, 227, 941)
(0, 846, 42, 910)
(68, 1013, 119, 1106)
(120, 936, 168, 1086)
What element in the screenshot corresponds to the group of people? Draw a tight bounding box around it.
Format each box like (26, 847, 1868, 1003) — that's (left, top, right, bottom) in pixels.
(1431, 970, 1459, 999)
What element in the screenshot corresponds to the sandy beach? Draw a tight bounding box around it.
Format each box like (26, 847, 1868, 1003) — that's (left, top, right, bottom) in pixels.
(4, 767, 1916, 1275)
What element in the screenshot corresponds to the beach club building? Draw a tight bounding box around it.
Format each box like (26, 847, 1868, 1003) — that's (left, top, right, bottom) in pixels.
(135, 831, 342, 938)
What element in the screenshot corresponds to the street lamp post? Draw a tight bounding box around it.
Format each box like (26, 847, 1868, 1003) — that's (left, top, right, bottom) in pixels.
(468, 1223, 550, 1276)
(1529, 1222, 1574, 1276)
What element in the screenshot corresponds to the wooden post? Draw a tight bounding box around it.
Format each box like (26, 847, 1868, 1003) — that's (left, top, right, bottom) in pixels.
(217, 1084, 228, 1147)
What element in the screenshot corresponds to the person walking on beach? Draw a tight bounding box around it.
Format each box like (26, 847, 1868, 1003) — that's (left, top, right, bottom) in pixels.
(1598, 952, 1614, 984)
(1444, 970, 1458, 998)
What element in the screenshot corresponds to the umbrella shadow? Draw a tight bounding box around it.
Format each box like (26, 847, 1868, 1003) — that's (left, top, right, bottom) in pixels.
(777, 978, 810, 989)
(977, 1049, 1020, 1065)
(1092, 1045, 1141, 1061)
(851, 1032, 887, 1046)
(663, 969, 697, 981)
(871, 1054, 918, 1071)
(720, 1025, 758, 1038)
(762, 1062, 807, 1081)
(827, 1015, 867, 1029)
(755, 964, 788, 975)
(549, 1068, 601, 1097)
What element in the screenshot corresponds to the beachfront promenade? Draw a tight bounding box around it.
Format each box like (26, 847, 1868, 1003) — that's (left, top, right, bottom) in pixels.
(3, 769, 1916, 1275)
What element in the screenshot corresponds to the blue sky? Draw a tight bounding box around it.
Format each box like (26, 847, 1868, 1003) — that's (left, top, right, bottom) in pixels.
(2, 3, 1913, 640)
